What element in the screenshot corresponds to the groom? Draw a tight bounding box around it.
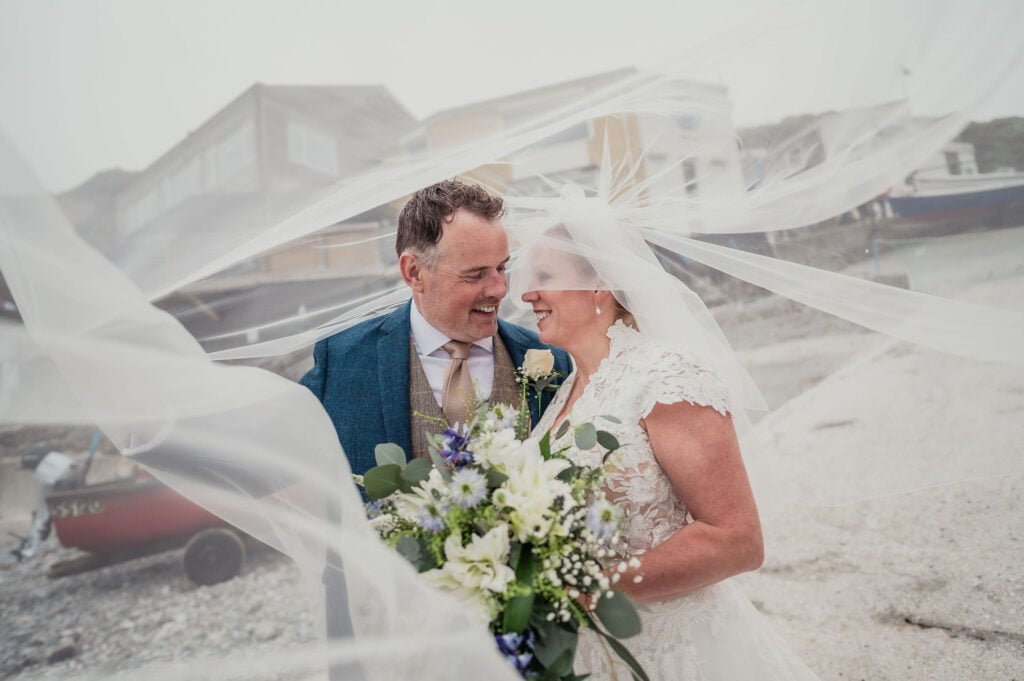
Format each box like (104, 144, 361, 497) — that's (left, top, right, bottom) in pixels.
(299, 179, 570, 477)
(301, 180, 569, 680)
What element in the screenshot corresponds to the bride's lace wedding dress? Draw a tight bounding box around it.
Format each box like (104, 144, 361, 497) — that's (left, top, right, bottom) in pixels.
(534, 321, 819, 681)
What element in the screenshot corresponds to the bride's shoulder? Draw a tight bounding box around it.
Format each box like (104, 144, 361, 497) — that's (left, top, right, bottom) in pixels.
(605, 320, 731, 417)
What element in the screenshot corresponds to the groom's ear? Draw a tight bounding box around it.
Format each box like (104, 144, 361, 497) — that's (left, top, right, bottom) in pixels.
(400, 252, 426, 293)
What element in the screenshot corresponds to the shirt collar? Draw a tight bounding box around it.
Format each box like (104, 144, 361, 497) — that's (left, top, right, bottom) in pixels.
(410, 302, 493, 355)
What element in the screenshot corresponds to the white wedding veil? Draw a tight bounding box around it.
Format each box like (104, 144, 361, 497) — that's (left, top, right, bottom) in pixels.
(1, 1, 1023, 678)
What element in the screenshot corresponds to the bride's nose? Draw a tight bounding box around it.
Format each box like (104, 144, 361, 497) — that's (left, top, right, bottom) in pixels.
(521, 290, 539, 303)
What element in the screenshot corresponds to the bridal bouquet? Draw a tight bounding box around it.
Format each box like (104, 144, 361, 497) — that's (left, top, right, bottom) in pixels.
(358, 401, 648, 681)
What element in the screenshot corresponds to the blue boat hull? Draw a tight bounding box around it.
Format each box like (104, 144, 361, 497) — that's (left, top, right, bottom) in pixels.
(889, 182, 1024, 222)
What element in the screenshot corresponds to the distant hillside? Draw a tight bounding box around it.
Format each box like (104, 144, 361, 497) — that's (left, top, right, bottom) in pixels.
(956, 117, 1024, 172)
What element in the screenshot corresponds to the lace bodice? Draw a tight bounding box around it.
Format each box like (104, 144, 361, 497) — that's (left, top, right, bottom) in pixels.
(534, 321, 731, 555)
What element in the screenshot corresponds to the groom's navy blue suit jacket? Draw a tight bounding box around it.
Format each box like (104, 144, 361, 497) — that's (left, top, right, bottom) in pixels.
(299, 300, 571, 476)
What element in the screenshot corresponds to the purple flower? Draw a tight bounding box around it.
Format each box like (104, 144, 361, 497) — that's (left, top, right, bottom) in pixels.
(365, 500, 385, 519)
(506, 652, 533, 673)
(440, 427, 474, 467)
(495, 632, 525, 655)
(495, 632, 535, 674)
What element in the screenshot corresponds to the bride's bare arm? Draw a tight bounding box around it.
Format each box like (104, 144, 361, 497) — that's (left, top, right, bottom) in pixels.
(614, 401, 763, 603)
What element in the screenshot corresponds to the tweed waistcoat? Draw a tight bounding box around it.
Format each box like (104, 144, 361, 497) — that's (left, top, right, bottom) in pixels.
(408, 333, 522, 460)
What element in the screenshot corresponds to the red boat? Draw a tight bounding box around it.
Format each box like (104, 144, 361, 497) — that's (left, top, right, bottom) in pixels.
(46, 464, 249, 585)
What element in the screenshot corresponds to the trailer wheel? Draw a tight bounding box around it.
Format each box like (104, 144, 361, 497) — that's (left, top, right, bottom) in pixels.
(183, 527, 246, 586)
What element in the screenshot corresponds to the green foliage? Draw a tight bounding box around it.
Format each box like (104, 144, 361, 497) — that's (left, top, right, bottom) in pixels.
(594, 591, 643, 639)
(958, 118, 1024, 173)
(591, 625, 650, 681)
(596, 430, 619, 452)
(401, 458, 433, 486)
(503, 593, 535, 633)
(485, 468, 508, 489)
(374, 443, 406, 468)
(363, 464, 402, 500)
(574, 423, 597, 450)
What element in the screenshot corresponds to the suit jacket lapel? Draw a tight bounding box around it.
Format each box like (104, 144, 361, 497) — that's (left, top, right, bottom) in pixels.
(377, 302, 413, 459)
(497, 320, 549, 428)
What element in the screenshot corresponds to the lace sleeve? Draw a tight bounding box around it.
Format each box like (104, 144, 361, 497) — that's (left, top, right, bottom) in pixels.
(636, 343, 732, 418)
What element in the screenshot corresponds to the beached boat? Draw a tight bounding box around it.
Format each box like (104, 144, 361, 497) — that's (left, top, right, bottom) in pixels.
(888, 172, 1024, 222)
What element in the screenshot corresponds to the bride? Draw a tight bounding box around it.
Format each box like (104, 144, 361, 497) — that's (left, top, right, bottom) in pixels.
(515, 212, 819, 679)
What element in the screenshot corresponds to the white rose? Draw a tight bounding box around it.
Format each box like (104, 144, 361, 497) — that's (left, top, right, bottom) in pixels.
(522, 349, 555, 380)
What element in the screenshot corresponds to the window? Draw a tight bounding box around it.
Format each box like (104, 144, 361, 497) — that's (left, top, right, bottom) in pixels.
(287, 120, 338, 175)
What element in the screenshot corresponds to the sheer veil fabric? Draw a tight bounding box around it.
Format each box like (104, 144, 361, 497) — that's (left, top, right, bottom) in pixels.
(1, 1, 1023, 678)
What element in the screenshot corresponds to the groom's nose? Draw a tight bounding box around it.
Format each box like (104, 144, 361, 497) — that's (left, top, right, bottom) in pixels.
(482, 268, 508, 301)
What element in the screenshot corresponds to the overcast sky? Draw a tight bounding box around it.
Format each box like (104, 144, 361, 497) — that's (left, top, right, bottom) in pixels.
(2, 0, 1022, 193)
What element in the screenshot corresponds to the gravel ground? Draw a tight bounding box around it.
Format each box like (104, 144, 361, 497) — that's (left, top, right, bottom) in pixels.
(0, 544, 316, 679)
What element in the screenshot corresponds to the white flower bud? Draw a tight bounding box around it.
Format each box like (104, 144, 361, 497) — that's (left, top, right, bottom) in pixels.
(611, 573, 620, 584)
(628, 557, 641, 569)
(633, 575, 644, 584)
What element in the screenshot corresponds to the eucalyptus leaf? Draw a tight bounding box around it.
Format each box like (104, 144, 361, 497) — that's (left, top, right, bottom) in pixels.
(363, 464, 402, 500)
(599, 415, 622, 424)
(554, 420, 571, 439)
(574, 422, 598, 450)
(502, 593, 534, 633)
(374, 443, 407, 468)
(596, 430, 620, 451)
(594, 591, 642, 639)
(401, 458, 433, 485)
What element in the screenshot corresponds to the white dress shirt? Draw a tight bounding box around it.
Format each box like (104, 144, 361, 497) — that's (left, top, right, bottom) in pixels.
(410, 303, 494, 406)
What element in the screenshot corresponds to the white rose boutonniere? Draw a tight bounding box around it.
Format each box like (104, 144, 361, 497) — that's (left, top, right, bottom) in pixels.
(521, 348, 555, 380)
(515, 349, 563, 438)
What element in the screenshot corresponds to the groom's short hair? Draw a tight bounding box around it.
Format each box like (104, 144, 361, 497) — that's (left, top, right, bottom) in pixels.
(396, 179, 505, 268)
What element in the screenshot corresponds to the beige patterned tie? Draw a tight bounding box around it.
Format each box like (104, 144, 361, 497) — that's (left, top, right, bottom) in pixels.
(441, 340, 474, 427)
